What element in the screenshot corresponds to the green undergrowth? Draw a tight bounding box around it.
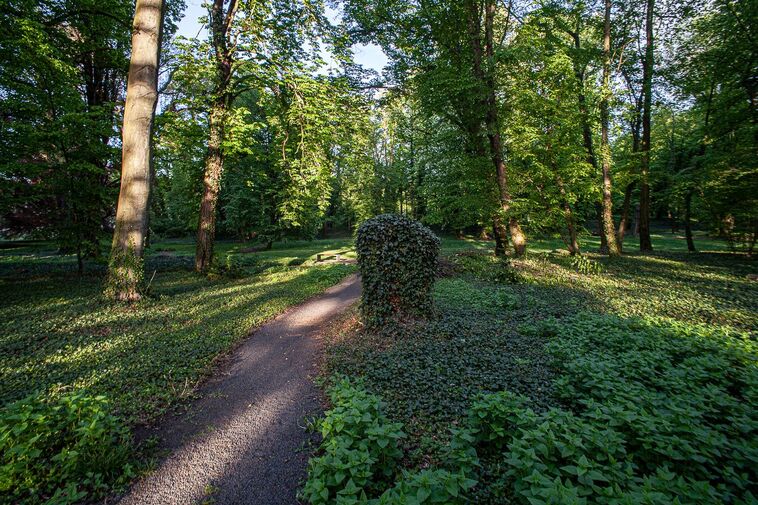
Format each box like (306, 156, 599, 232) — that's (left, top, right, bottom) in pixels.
(301, 379, 477, 505)
(1, 239, 358, 503)
(317, 244, 757, 503)
(0, 392, 133, 505)
(0, 263, 354, 424)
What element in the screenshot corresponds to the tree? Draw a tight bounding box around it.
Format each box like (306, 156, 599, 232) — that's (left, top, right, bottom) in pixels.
(476, 0, 527, 256)
(342, 0, 528, 256)
(106, 0, 165, 300)
(0, 0, 132, 269)
(600, 0, 620, 256)
(194, 0, 237, 273)
(638, 0, 655, 251)
(664, 0, 757, 254)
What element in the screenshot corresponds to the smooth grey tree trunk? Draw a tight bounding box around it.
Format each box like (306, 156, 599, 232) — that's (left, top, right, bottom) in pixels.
(107, 0, 164, 301)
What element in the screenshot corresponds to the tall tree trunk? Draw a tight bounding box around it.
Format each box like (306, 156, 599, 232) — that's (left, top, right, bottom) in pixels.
(683, 189, 696, 252)
(639, 0, 654, 252)
(600, 0, 620, 256)
(473, 0, 526, 257)
(571, 28, 608, 252)
(107, 0, 164, 301)
(557, 176, 579, 255)
(195, 0, 237, 273)
(195, 106, 225, 272)
(682, 81, 714, 254)
(616, 182, 635, 251)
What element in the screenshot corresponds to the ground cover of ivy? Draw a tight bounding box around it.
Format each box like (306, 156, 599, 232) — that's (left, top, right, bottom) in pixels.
(317, 233, 757, 504)
(0, 238, 356, 423)
(0, 239, 356, 503)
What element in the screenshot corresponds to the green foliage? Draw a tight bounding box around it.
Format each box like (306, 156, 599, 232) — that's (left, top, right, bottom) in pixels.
(301, 379, 406, 503)
(323, 237, 757, 503)
(376, 469, 477, 505)
(449, 252, 522, 284)
(0, 239, 356, 424)
(545, 314, 757, 503)
(302, 380, 476, 505)
(0, 0, 184, 261)
(356, 215, 440, 328)
(457, 312, 757, 504)
(0, 392, 133, 505)
(569, 254, 604, 275)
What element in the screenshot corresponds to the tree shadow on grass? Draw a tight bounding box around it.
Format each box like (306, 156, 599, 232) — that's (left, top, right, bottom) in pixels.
(119, 277, 360, 505)
(0, 263, 354, 423)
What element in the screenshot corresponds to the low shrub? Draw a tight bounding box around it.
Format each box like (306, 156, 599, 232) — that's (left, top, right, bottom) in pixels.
(301, 379, 406, 503)
(376, 469, 476, 504)
(547, 314, 757, 503)
(569, 254, 604, 275)
(356, 214, 440, 328)
(0, 392, 134, 504)
(301, 380, 476, 505)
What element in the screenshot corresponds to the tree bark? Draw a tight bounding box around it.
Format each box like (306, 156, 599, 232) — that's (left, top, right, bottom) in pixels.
(600, 0, 620, 257)
(107, 0, 164, 300)
(683, 190, 696, 252)
(639, 0, 654, 252)
(471, 0, 526, 257)
(571, 27, 608, 253)
(195, 106, 225, 272)
(616, 182, 635, 251)
(195, 0, 237, 273)
(557, 176, 579, 255)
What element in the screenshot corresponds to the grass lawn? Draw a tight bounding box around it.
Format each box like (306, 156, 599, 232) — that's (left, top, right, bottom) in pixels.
(316, 231, 758, 503)
(0, 238, 356, 425)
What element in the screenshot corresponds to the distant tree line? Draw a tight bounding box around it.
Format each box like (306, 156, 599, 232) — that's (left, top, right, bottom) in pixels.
(1, 0, 755, 299)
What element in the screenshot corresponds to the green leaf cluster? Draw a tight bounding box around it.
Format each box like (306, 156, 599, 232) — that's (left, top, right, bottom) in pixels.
(0, 392, 133, 505)
(568, 255, 604, 275)
(301, 379, 477, 505)
(464, 313, 757, 504)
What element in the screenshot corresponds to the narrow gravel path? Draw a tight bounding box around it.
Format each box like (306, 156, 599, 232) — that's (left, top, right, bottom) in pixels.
(120, 274, 361, 505)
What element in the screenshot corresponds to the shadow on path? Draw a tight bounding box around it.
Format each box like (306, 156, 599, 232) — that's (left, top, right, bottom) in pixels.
(119, 274, 362, 505)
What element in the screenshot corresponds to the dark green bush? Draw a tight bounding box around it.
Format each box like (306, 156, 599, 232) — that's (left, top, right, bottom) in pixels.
(356, 214, 440, 328)
(0, 392, 134, 504)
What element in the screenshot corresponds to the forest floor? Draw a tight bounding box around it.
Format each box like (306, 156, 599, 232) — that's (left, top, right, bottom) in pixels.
(318, 233, 757, 502)
(1, 230, 754, 503)
(120, 274, 361, 505)
(0, 229, 743, 424)
(0, 238, 357, 425)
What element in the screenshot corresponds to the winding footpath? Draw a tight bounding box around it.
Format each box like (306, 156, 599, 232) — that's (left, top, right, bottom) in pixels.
(120, 274, 361, 505)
